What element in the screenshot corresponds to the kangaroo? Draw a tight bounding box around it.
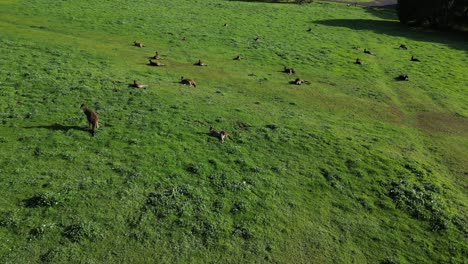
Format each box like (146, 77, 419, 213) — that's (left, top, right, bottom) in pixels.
(411, 56, 420, 62)
(233, 55, 242, 61)
(399, 44, 408, 50)
(396, 74, 409, 81)
(284, 67, 296, 75)
(355, 58, 362, 65)
(209, 126, 232, 143)
(134, 41, 144, 48)
(131, 80, 148, 88)
(307, 28, 312, 32)
(80, 104, 99, 136)
(194, 59, 208, 66)
(148, 60, 165, 66)
(180, 76, 196, 87)
(294, 78, 310, 85)
(151, 51, 162, 60)
(364, 48, 373, 55)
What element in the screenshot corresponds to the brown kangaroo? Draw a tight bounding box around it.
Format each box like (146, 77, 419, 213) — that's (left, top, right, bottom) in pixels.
(148, 60, 165, 66)
(399, 44, 408, 50)
(209, 126, 232, 143)
(194, 59, 208, 66)
(294, 78, 310, 85)
(411, 56, 420, 62)
(233, 55, 242, 61)
(355, 58, 362, 65)
(80, 104, 99, 136)
(180, 76, 196, 87)
(132, 80, 148, 88)
(134, 41, 144, 48)
(284, 67, 296, 75)
(151, 51, 162, 60)
(396, 74, 409, 81)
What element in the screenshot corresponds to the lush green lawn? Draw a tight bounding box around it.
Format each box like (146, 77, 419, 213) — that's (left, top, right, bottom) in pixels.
(0, 0, 466, 263)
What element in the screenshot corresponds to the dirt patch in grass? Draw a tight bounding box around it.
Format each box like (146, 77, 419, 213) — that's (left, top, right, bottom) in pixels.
(416, 112, 468, 135)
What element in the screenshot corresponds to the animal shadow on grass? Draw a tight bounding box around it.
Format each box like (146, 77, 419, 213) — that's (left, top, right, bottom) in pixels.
(25, 124, 85, 132)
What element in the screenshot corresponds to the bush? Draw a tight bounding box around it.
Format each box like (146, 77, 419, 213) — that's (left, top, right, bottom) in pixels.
(23, 192, 60, 208)
(388, 180, 448, 231)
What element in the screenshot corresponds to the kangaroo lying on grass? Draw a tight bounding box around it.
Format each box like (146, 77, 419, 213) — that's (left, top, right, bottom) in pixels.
(411, 56, 420, 62)
(151, 51, 162, 60)
(364, 48, 374, 55)
(293, 78, 310, 85)
(134, 41, 144, 48)
(284, 67, 296, 75)
(209, 126, 232, 143)
(80, 104, 99, 136)
(355, 58, 363, 65)
(148, 60, 165, 66)
(233, 55, 242, 61)
(399, 44, 408, 50)
(194, 59, 208, 66)
(131, 80, 148, 88)
(396, 74, 409, 81)
(180, 76, 196, 87)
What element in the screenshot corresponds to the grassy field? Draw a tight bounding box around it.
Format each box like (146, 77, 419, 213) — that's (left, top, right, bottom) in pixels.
(0, 0, 467, 263)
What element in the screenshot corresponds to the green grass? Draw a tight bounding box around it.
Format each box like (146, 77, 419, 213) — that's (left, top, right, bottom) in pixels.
(0, 0, 467, 263)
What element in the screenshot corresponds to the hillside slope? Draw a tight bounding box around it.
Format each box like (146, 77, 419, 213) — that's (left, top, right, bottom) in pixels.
(0, 0, 466, 263)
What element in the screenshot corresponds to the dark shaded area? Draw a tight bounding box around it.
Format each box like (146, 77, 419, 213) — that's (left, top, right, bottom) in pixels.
(320, 0, 397, 9)
(397, 0, 468, 29)
(364, 6, 399, 20)
(24, 123, 85, 132)
(23, 193, 59, 208)
(314, 19, 468, 52)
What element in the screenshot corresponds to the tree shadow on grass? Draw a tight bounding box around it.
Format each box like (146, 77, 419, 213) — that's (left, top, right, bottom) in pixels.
(24, 123, 86, 132)
(314, 19, 468, 52)
(364, 6, 398, 20)
(229, 0, 296, 3)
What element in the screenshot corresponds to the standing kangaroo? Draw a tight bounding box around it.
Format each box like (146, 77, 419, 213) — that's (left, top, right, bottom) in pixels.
(209, 127, 232, 143)
(80, 104, 99, 136)
(180, 76, 196, 87)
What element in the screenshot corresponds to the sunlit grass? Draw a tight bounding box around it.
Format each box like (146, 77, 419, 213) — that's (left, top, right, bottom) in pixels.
(0, 0, 466, 263)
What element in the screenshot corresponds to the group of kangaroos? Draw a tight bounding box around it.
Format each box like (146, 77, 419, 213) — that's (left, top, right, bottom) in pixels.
(82, 38, 421, 138)
(355, 44, 420, 81)
(81, 41, 233, 140)
(81, 102, 231, 142)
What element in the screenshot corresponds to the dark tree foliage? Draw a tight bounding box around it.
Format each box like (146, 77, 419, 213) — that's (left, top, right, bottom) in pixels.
(398, 0, 468, 29)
